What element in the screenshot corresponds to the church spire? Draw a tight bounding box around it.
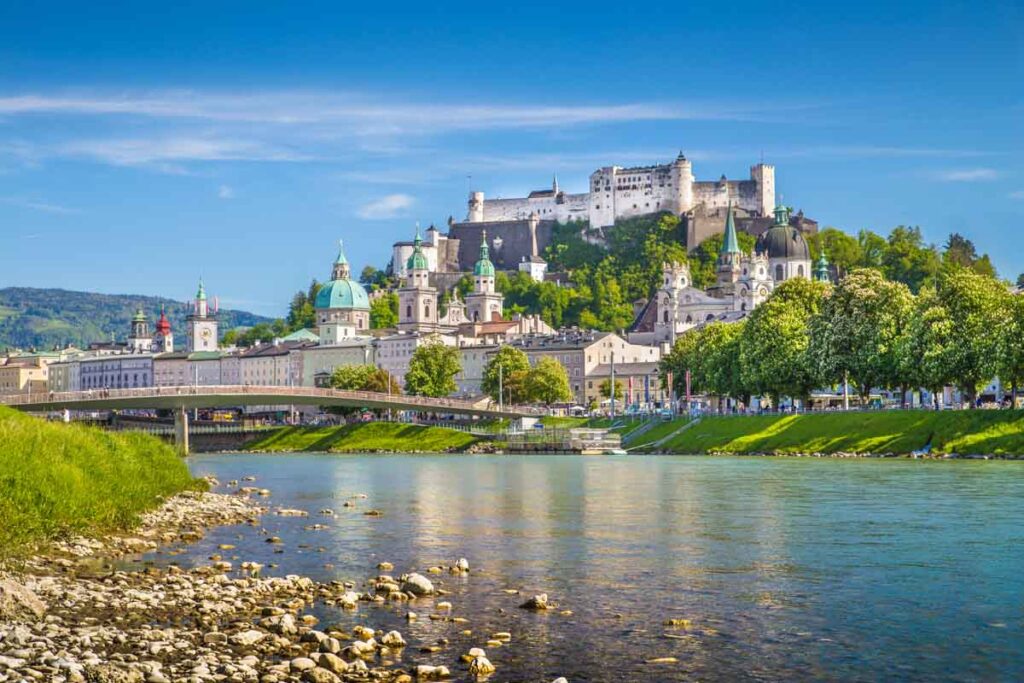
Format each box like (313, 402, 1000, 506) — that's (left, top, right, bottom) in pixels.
(332, 239, 351, 280)
(720, 202, 741, 256)
(814, 248, 831, 282)
(552, 173, 559, 194)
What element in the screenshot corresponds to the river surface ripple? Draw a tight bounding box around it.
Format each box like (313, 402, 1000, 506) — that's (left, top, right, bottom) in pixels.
(165, 454, 1024, 682)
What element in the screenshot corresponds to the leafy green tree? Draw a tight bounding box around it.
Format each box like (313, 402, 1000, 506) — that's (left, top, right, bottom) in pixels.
(858, 230, 888, 269)
(330, 364, 400, 394)
(404, 339, 461, 397)
(699, 321, 748, 402)
(809, 269, 914, 400)
(999, 294, 1024, 404)
(370, 292, 399, 329)
(898, 287, 957, 408)
(599, 378, 624, 401)
(525, 357, 573, 405)
(942, 233, 997, 278)
(481, 346, 531, 404)
(813, 227, 862, 275)
(933, 267, 1011, 404)
(660, 328, 704, 395)
(881, 226, 940, 293)
(739, 278, 829, 406)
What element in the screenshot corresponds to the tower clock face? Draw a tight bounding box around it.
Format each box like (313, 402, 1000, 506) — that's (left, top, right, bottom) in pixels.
(201, 328, 212, 340)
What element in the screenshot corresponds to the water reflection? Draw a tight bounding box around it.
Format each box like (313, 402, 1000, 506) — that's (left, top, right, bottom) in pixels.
(165, 454, 1024, 682)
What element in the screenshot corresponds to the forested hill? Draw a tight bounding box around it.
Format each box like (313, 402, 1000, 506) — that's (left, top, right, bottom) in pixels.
(0, 287, 273, 351)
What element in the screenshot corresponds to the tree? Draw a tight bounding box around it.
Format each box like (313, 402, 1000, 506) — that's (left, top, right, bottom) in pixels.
(599, 378, 624, 401)
(482, 346, 531, 404)
(898, 287, 957, 408)
(525, 357, 573, 405)
(933, 267, 1011, 404)
(370, 292, 399, 329)
(739, 278, 829, 406)
(808, 268, 914, 401)
(404, 339, 461, 397)
(688, 231, 757, 290)
(699, 321, 748, 402)
(999, 294, 1024, 405)
(881, 226, 940, 293)
(330, 364, 400, 394)
(813, 227, 862, 275)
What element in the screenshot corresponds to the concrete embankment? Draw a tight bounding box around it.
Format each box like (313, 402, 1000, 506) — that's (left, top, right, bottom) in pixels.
(647, 410, 1024, 457)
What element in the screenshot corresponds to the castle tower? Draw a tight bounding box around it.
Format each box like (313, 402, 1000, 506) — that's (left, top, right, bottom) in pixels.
(467, 191, 485, 222)
(154, 306, 174, 353)
(716, 203, 743, 287)
(466, 230, 503, 323)
(127, 308, 152, 353)
(750, 163, 775, 216)
(398, 226, 438, 332)
(655, 260, 691, 343)
(186, 279, 218, 352)
(673, 151, 695, 214)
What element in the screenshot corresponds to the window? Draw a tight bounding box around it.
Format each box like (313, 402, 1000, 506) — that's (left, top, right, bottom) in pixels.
(797, 265, 805, 278)
(775, 264, 784, 281)
(406, 305, 412, 318)
(663, 310, 669, 323)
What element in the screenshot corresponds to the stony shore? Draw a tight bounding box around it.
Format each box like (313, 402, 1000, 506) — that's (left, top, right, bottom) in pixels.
(0, 482, 565, 683)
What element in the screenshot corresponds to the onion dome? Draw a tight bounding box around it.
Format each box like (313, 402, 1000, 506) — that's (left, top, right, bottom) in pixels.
(406, 226, 429, 272)
(196, 279, 206, 301)
(132, 307, 147, 323)
(814, 250, 831, 282)
(755, 201, 811, 260)
(155, 307, 172, 336)
(474, 230, 496, 277)
(315, 240, 370, 311)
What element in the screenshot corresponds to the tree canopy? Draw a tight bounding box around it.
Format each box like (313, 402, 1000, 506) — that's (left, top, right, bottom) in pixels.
(404, 339, 461, 397)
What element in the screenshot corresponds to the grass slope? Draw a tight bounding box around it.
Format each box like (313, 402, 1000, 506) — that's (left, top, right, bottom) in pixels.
(243, 422, 481, 453)
(0, 406, 198, 554)
(661, 411, 1024, 456)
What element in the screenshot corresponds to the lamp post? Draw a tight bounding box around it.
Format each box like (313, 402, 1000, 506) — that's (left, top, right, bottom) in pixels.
(498, 362, 504, 413)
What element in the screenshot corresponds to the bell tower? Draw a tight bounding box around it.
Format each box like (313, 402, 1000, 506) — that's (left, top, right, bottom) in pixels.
(398, 227, 438, 332)
(186, 279, 219, 352)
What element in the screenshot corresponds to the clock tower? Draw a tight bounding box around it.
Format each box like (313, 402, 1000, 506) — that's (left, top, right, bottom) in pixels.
(186, 279, 219, 352)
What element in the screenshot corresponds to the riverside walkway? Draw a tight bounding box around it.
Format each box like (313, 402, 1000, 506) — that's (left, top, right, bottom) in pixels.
(1, 385, 539, 453)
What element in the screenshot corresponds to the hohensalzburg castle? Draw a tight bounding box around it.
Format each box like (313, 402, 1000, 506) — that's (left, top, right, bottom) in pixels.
(467, 152, 775, 228)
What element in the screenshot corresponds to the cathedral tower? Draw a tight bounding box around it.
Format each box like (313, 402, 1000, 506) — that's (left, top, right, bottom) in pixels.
(398, 227, 438, 332)
(466, 230, 503, 323)
(127, 308, 152, 352)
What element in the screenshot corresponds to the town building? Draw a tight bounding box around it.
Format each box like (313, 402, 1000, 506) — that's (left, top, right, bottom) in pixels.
(315, 241, 371, 342)
(0, 353, 57, 395)
(80, 354, 154, 390)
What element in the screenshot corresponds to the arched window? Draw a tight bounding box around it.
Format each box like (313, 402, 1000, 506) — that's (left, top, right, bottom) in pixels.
(775, 264, 784, 281)
(741, 303, 747, 311)
(706, 314, 714, 321)
(797, 264, 805, 278)
(685, 314, 693, 323)
(424, 304, 431, 318)
(663, 310, 669, 323)
(406, 305, 412, 319)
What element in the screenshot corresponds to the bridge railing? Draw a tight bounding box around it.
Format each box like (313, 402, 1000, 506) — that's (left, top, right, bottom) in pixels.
(0, 384, 542, 416)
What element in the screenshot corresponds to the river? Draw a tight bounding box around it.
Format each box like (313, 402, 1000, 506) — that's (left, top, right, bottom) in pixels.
(167, 454, 1024, 682)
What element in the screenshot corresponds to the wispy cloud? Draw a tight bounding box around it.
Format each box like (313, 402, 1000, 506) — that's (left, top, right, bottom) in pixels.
(1009, 190, 1024, 200)
(0, 196, 78, 214)
(356, 193, 415, 219)
(56, 137, 312, 167)
(930, 168, 1000, 182)
(218, 184, 234, 199)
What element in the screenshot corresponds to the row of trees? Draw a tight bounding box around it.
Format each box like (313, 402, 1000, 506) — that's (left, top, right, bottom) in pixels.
(330, 340, 574, 405)
(661, 266, 1020, 408)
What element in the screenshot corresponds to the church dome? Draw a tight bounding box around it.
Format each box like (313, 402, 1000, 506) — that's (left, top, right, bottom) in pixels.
(406, 227, 429, 271)
(315, 240, 370, 311)
(315, 278, 370, 311)
(755, 203, 811, 260)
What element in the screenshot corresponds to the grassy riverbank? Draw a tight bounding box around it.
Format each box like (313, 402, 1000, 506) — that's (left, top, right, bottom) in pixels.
(655, 410, 1024, 456)
(0, 406, 198, 554)
(242, 422, 482, 453)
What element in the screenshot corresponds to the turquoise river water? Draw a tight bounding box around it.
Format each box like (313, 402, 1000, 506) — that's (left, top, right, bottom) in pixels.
(166, 454, 1024, 682)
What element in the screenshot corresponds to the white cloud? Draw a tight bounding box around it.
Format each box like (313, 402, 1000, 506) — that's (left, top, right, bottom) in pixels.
(931, 168, 1000, 182)
(1009, 190, 1024, 200)
(0, 196, 78, 214)
(218, 184, 234, 199)
(56, 137, 311, 167)
(356, 193, 415, 219)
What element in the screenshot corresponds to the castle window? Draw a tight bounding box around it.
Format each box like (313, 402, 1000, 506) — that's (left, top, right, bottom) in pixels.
(406, 305, 412, 319)
(798, 265, 805, 278)
(685, 314, 692, 323)
(663, 311, 669, 323)
(775, 265, 784, 281)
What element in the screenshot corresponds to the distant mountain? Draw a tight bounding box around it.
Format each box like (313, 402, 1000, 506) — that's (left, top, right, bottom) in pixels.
(0, 287, 275, 351)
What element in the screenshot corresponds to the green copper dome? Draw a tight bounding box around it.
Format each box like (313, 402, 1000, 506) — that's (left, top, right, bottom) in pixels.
(474, 232, 495, 277)
(315, 278, 370, 311)
(406, 227, 429, 271)
(814, 250, 831, 282)
(132, 307, 147, 323)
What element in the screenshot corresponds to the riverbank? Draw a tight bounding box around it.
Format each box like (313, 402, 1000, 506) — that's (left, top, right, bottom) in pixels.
(650, 410, 1024, 457)
(241, 422, 483, 453)
(0, 406, 201, 555)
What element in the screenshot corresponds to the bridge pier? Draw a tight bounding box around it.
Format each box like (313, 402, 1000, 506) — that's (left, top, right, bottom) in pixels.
(173, 407, 190, 456)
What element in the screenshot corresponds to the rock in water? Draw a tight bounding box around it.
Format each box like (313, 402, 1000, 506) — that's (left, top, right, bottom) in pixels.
(519, 593, 552, 610)
(401, 572, 435, 596)
(0, 578, 45, 620)
(468, 655, 496, 675)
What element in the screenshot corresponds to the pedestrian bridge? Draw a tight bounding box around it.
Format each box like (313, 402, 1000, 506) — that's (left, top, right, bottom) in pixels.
(0, 385, 539, 453)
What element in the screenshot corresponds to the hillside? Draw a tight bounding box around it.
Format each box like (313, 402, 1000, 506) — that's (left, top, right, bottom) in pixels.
(242, 422, 481, 453)
(0, 287, 273, 350)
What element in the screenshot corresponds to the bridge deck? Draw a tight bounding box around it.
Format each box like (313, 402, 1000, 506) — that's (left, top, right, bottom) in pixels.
(0, 385, 538, 419)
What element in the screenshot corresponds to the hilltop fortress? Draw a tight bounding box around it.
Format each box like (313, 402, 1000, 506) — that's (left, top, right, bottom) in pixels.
(468, 151, 774, 225)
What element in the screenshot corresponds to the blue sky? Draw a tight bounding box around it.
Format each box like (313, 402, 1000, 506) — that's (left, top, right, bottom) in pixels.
(1, 1, 1021, 316)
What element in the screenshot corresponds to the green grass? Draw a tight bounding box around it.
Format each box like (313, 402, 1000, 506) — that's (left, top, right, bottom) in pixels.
(0, 406, 200, 555)
(242, 422, 481, 453)
(628, 418, 693, 449)
(660, 410, 1024, 456)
